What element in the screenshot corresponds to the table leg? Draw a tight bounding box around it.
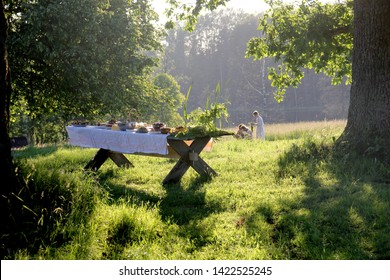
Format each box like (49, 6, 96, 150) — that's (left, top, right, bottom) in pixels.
(162, 159, 191, 184)
(84, 148, 133, 171)
(108, 151, 134, 168)
(163, 136, 216, 184)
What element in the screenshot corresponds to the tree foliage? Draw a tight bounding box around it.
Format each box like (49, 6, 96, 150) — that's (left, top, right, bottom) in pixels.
(151, 73, 185, 125)
(162, 8, 350, 124)
(246, 0, 353, 101)
(7, 0, 163, 123)
(167, 0, 353, 102)
(166, 0, 230, 30)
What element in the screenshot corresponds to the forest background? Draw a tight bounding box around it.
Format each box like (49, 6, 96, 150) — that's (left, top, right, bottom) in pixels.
(160, 8, 350, 125)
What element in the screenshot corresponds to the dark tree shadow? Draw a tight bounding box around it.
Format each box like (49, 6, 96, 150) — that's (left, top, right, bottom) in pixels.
(97, 166, 222, 225)
(159, 176, 218, 224)
(98, 168, 162, 205)
(247, 140, 390, 259)
(96, 168, 223, 255)
(1, 159, 98, 259)
(12, 145, 59, 159)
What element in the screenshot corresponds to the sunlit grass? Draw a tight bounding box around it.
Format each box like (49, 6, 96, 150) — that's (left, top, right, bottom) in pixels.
(226, 119, 347, 141)
(265, 119, 346, 136)
(6, 119, 390, 260)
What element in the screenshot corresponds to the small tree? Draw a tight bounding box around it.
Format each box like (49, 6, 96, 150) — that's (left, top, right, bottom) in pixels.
(152, 73, 185, 126)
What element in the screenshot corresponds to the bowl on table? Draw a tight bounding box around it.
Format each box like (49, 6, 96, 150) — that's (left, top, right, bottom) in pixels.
(117, 122, 127, 131)
(136, 126, 149, 133)
(152, 122, 165, 131)
(160, 127, 171, 134)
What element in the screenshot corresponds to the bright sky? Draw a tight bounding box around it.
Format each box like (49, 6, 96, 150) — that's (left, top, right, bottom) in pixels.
(221, 0, 270, 13)
(152, 0, 269, 19)
(151, 0, 338, 20)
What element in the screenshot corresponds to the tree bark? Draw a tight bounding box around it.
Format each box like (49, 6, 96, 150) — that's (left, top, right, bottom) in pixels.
(1, 0, 14, 183)
(340, 0, 390, 160)
(1, 0, 20, 226)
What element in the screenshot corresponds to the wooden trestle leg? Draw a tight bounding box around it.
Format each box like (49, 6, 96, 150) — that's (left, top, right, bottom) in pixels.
(162, 136, 216, 184)
(84, 148, 133, 171)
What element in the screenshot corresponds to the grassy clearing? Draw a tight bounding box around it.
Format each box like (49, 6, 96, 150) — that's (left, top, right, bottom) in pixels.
(264, 119, 347, 140)
(4, 120, 390, 260)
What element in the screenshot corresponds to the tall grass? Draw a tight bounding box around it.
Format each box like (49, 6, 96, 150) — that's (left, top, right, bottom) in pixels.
(4, 120, 390, 260)
(265, 119, 347, 140)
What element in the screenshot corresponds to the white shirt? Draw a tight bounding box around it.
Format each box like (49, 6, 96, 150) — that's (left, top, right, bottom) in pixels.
(252, 115, 265, 140)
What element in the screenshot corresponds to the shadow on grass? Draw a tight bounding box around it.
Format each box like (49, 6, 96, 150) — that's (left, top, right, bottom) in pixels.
(97, 164, 222, 225)
(11, 145, 59, 159)
(160, 176, 219, 225)
(0, 160, 100, 259)
(161, 176, 224, 249)
(98, 168, 223, 254)
(99, 171, 162, 206)
(249, 139, 390, 259)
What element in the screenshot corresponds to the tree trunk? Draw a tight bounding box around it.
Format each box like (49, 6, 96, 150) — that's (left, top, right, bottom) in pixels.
(1, 0, 15, 184)
(340, 0, 390, 161)
(1, 0, 20, 235)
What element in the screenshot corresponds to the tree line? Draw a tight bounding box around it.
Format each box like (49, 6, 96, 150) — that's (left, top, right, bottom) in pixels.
(158, 8, 350, 126)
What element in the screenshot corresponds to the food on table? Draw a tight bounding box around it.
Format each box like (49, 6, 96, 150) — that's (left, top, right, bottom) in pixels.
(152, 122, 165, 131)
(136, 126, 148, 133)
(135, 122, 145, 129)
(105, 120, 115, 128)
(112, 124, 120, 131)
(71, 120, 89, 127)
(128, 122, 137, 129)
(174, 126, 186, 133)
(160, 127, 171, 134)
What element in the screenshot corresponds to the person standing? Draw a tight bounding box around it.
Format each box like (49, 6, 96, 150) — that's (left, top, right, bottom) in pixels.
(251, 110, 265, 140)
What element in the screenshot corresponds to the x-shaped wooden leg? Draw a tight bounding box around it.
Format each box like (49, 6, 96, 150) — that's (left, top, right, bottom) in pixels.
(163, 136, 216, 184)
(84, 148, 133, 171)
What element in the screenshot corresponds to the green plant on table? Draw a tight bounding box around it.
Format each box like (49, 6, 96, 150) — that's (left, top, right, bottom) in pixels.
(178, 82, 233, 138)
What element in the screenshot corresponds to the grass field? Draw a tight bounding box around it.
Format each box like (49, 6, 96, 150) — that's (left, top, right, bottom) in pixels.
(4, 120, 390, 260)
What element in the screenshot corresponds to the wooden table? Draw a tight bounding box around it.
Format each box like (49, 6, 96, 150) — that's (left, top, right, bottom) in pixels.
(66, 126, 215, 184)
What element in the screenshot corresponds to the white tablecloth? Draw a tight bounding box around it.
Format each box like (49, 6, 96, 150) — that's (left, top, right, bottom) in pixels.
(66, 126, 169, 155)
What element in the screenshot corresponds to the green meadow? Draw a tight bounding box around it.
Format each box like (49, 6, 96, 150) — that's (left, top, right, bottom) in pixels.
(5, 120, 390, 260)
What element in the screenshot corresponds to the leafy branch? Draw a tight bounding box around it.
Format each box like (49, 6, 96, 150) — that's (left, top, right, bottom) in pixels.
(177, 82, 233, 138)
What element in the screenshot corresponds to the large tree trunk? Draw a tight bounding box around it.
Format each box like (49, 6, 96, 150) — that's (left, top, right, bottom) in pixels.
(1, 0, 21, 256)
(340, 0, 390, 161)
(0, 1, 16, 187)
